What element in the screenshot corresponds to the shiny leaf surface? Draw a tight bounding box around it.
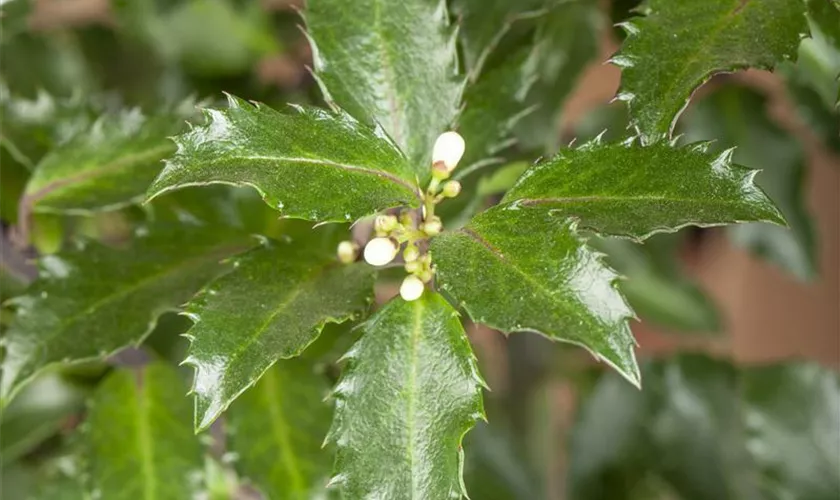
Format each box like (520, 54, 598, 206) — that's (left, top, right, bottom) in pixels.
(327, 293, 486, 499)
(21, 108, 180, 218)
(227, 361, 333, 499)
(501, 138, 785, 240)
(612, 0, 808, 141)
(87, 363, 203, 500)
(183, 235, 375, 430)
(681, 85, 816, 280)
(305, 0, 462, 171)
(569, 355, 840, 500)
(146, 95, 420, 223)
(0, 222, 251, 405)
(431, 205, 640, 386)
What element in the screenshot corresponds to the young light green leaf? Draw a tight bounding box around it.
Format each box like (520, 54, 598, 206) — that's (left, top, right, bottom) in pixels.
(87, 363, 203, 500)
(612, 0, 809, 141)
(431, 205, 640, 386)
(183, 235, 375, 431)
(681, 85, 816, 280)
(21, 108, 181, 217)
(304, 0, 462, 172)
(146, 95, 421, 223)
(327, 293, 486, 499)
(593, 235, 722, 333)
(227, 361, 333, 499)
(0, 222, 252, 406)
(501, 139, 786, 240)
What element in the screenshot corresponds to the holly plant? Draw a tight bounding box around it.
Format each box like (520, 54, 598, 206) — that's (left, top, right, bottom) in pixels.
(1, 0, 839, 499)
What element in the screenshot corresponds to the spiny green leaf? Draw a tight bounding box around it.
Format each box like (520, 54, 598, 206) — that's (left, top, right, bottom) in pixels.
(87, 363, 203, 500)
(183, 234, 375, 431)
(327, 293, 486, 499)
(612, 0, 809, 141)
(501, 138, 785, 240)
(0, 222, 252, 406)
(431, 205, 640, 386)
(452, 0, 551, 75)
(305, 0, 462, 172)
(21, 108, 180, 219)
(681, 84, 816, 280)
(593, 235, 722, 333)
(146, 95, 421, 223)
(227, 361, 333, 499)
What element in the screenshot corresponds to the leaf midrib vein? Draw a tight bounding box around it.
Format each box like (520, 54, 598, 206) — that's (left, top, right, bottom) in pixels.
(406, 299, 423, 498)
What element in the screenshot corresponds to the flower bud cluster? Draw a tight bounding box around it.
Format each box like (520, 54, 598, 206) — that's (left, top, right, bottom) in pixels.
(336, 131, 466, 302)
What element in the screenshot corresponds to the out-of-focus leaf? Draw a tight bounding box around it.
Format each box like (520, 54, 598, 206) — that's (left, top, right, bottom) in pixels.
(681, 85, 816, 280)
(87, 363, 203, 499)
(227, 361, 333, 499)
(806, 0, 840, 55)
(21, 108, 182, 219)
(501, 138, 785, 240)
(593, 235, 721, 333)
(431, 205, 640, 386)
(515, 0, 603, 152)
(305, 0, 462, 172)
(612, 0, 809, 141)
(0, 221, 252, 406)
(183, 233, 374, 430)
(464, 422, 543, 500)
(327, 294, 486, 498)
(568, 355, 840, 500)
(0, 373, 86, 463)
(452, 0, 550, 75)
(146, 95, 421, 223)
(1, 454, 87, 500)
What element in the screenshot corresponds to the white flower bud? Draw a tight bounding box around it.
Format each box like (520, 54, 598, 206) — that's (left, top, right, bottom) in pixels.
(400, 275, 425, 301)
(363, 237, 398, 266)
(432, 131, 465, 171)
(337, 241, 358, 264)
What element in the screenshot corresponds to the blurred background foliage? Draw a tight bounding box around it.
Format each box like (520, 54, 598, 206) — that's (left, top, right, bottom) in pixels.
(0, 0, 838, 499)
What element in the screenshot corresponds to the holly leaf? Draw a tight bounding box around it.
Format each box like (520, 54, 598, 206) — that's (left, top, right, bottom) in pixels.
(20, 108, 180, 221)
(681, 84, 816, 280)
(612, 0, 809, 141)
(226, 361, 333, 499)
(183, 234, 375, 431)
(304, 0, 462, 172)
(146, 95, 421, 223)
(0, 222, 252, 405)
(500, 138, 785, 240)
(327, 293, 486, 498)
(593, 235, 722, 333)
(87, 363, 203, 499)
(431, 205, 640, 386)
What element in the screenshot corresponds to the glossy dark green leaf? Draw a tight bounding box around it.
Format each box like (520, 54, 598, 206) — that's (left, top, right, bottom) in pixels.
(227, 361, 333, 499)
(146, 95, 421, 223)
(327, 293, 486, 498)
(21, 109, 180, 220)
(305, 0, 462, 171)
(681, 85, 816, 280)
(431, 205, 640, 386)
(183, 235, 375, 430)
(515, 0, 603, 152)
(452, 0, 549, 75)
(569, 355, 840, 500)
(0, 222, 252, 405)
(594, 235, 722, 333)
(501, 138, 786, 240)
(0, 373, 86, 463)
(87, 362, 203, 499)
(612, 0, 809, 141)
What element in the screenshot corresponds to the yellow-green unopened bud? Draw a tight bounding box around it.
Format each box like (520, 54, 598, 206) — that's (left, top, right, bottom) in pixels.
(441, 180, 462, 198)
(422, 218, 442, 236)
(374, 214, 398, 234)
(337, 241, 358, 264)
(405, 260, 422, 273)
(418, 269, 434, 283)
(403, 244, 420, 262)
